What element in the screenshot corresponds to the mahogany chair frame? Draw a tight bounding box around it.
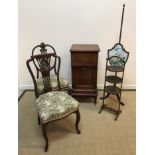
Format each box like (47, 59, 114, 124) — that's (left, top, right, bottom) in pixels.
(32, 42, 56, 56)
(26, 53, 81, 152)
(31, 42, 69, 90)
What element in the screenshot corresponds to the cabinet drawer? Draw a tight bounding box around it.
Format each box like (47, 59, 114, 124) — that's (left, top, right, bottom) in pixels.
(71, 53, 97, 66)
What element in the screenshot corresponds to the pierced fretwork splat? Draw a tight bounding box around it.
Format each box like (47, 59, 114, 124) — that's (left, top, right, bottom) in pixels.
(33, 53, 56, 92)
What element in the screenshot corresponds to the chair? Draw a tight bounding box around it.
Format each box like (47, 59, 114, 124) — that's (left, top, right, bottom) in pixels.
(31, 42, 69, 92)
(99, 43, 129, 120)
(26, 53, 81, 152)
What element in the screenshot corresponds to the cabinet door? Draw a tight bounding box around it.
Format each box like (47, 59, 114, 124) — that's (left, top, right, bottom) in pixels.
(72, 66, 97, 89)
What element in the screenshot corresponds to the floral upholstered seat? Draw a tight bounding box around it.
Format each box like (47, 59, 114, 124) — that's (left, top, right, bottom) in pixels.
(36, 75, 69, 93)
(27, 53, 81, 152)
(36, 91, 79, 123)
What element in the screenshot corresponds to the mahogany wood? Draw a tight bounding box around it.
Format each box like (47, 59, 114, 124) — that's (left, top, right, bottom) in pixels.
(31, 42, 69, 90)
(26, 53, 81, 152)
(70, 44, 100, 104)
(99, 43, 129, 120)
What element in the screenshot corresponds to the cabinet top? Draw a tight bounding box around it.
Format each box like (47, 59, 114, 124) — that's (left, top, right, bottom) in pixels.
(70, 44, 100, 52)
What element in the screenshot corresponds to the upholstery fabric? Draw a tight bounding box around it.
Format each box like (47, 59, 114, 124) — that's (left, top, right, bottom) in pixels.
(36, 75, 69, 93)
(36, 91, 79, 123)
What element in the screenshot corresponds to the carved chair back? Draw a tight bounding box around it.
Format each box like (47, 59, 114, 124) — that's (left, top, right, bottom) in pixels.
(26, 53, 61, 98)
(32, 42, 56, 56)
(31, 42, 60, 79)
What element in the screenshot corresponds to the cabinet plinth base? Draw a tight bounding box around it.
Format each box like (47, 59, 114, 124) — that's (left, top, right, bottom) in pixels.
(70, 89, 97, 104)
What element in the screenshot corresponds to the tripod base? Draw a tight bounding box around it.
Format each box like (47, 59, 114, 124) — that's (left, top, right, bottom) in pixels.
(99, 93, 124, 121)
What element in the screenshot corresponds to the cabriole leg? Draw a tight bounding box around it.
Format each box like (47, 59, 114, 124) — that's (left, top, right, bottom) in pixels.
(38, 115, 40, 125)
(115, 94, 122, 121)
(99, 91, 106, 113)
(75, 110, 81, 134)
(42, 124, 48, 152)
(117, 93, 125, 106)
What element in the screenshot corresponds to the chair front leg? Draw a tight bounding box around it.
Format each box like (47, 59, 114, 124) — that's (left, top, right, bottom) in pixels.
(38, 115, 40, 125)
(75, 109, 81, 134)
(41, 123, 48, 152)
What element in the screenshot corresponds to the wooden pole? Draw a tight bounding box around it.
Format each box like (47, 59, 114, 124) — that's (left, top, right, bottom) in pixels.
(119, 4, 125, 43)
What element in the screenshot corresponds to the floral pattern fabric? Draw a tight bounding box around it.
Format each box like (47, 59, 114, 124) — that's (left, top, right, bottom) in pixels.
(36, 75, 69, 93)
(36, 91, 79, 123)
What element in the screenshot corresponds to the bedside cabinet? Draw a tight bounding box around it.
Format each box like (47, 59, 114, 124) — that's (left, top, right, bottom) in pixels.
(70, 44, 100, 104)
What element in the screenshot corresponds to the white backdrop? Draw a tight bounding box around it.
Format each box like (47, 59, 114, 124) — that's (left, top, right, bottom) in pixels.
(18, 0, 136, 90)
